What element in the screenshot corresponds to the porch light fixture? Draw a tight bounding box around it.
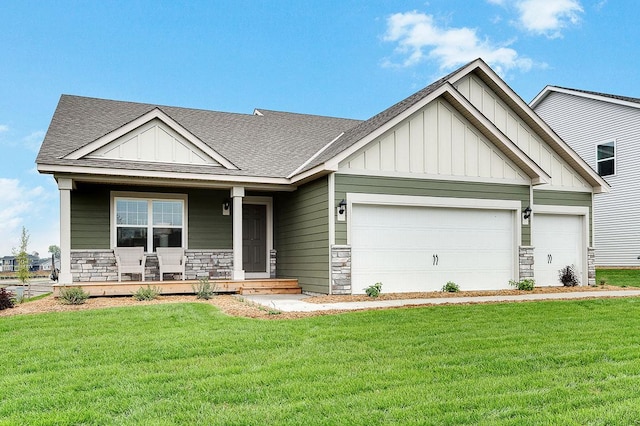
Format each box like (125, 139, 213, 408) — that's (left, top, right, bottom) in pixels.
(338, 199, 347, 215)
(523, 206, 532, 220)
(222, 199, 231, 216)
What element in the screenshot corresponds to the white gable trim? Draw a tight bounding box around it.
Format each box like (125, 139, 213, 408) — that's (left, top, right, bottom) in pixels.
(531, 86, 640, 111)
(287, 132, 344, 179)
(64, 108, 238, 170)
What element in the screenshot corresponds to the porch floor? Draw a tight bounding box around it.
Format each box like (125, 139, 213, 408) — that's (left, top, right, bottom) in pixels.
(52, 279, 301, 297)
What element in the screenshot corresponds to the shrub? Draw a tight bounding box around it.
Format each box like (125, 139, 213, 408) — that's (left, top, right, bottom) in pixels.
(365, 282, 382, 298)
(133, 285, 161, 301)
(559, 265, 580, 287)
(193, 278, 216, 300)
(0, 287, 15, 310)
(58, 286, 90, 305)
(509, 278, 535, 291)
(442, 281, 460, 292)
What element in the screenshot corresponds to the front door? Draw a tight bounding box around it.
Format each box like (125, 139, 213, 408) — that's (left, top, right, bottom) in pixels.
(243, 204, 267, 274)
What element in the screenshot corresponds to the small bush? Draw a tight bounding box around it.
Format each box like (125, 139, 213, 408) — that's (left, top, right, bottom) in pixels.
(0, 287, 16, 310)
(509, 278, 535, 291)
(365, 282, 382, 298)
(559, 265, 580, 287)
(58, 286, 90, 305)
(442, 281, 460, 292)
(193, 278, 216, 300)
(133, 285, 161, 301)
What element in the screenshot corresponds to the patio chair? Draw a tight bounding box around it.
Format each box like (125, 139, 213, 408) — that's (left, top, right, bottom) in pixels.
(114, 247, 146, 282)
(156, 247, 186, 281)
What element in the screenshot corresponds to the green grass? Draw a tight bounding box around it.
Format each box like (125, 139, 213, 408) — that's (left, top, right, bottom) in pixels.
(3, 299, 640, 424)
(596, 268, 640, 288)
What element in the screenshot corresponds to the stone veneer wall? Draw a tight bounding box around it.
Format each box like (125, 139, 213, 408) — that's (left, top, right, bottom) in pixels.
(331, 245, 352, 294)
(70, 249, 235, 282)
(518, 246, 534, 281)
(587, 247, 595, 286)
(270, 249, 277, 279)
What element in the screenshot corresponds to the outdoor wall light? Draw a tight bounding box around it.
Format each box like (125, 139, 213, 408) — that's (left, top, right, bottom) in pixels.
(222, 199, 231, 215)
(338, 199, 347, 215)
(523, 206, 532, 220)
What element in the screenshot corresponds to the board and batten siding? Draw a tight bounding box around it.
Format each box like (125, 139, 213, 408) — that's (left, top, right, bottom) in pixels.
(455, 75, 591, 191)
(533, 190, 593, 246)
(341, 99, 529, 183)
(334, 175, 531, 245)
(274, 177, 330, 294)
(535, 92, 640, 266)
(70, 184, 232, 250)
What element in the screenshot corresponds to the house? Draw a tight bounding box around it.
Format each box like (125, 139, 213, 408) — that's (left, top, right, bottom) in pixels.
(39, 257, 61, 272)
(531, 87, 640, 267)
(1, 255, 41, 272)
(36, 59, 608, 295)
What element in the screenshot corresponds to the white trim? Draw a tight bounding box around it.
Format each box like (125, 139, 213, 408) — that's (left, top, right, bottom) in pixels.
(531, 85, 640, 111)
(110, 191, 188, 253)
(243, 196, 273, 279)
(595, 139, 616, 178)
(328, 173, 336, 295)
(287, 132, 344, 179)
(65, 108, 238, 169)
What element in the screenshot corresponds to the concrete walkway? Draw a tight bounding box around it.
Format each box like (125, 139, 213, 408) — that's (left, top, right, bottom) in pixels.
(243, 289, 640, 312)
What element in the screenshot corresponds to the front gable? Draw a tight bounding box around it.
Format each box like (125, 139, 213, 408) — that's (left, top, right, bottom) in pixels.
(339, 98, 529, 184)
(64, 108, 237, 170)
(454, 74, 591, 191)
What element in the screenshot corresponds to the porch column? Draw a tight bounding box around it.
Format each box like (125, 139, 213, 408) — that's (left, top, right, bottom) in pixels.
(231, 186, 245, 280)
(58, 177, 75, 284)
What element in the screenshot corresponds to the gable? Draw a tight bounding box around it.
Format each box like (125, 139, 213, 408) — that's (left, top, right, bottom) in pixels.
(87, 118, 221, 166)
(454, 74, 591, 191)
(339, 98, 529, 183)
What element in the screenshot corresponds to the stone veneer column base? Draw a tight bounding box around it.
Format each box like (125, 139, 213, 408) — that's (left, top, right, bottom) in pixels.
(518, 246, 534, 281)
(331, 245, 352, 294)
(270, 249, 277, 279)
(587, 247, 596, 286)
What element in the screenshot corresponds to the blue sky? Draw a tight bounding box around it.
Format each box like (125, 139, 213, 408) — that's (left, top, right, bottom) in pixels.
(0, 0, 634, 257)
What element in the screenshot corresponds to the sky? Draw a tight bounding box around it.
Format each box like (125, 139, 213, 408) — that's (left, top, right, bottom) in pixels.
(0, 0, 636, 258)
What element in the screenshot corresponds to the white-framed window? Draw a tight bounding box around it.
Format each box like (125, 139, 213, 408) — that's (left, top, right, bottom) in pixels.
(112, 192, 187, 252)
(596, 140, 615, 177)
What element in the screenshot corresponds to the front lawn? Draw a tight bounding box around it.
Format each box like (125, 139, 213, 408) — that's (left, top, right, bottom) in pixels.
(596, 268, 640, 288)
(2, 299, 640, 424)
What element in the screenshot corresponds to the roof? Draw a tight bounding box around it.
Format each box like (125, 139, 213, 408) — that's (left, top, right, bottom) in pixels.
(37, 96, 361, 179)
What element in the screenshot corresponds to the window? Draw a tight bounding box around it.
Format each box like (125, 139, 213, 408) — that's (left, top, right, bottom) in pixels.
(597, 140, 615, 176)
(114, 194, 186, 252)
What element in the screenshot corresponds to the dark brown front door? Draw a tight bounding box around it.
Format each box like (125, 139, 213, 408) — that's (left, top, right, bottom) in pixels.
(242, 204, 267, 273)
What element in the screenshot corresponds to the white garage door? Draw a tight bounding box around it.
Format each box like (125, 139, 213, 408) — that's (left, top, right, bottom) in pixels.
(351, 204, 515, 294)
(533, 214, 584, 286)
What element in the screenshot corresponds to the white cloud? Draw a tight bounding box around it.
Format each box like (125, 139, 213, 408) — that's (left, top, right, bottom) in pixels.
(0, 178, 58, 257)
(0, 124, 8, 133)
(23, 130, 46, 152)
(516, 0, 583, 38)
(382, 11, 533, 75)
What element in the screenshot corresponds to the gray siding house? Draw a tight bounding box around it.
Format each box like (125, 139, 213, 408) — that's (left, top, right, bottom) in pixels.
(531, 86, 640, 267)
(37, 59, 608, 294)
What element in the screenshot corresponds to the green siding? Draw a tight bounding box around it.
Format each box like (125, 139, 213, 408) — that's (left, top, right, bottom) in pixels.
(533, 189, 593, 245)
(70, 183, 232, 250)
(334, 174, 531, 245)
(275, 177, 329, 294)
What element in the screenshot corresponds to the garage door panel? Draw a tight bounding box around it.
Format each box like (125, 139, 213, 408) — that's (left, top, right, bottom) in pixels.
(351, 204, 515, 294)
(533, 214, 584, 286)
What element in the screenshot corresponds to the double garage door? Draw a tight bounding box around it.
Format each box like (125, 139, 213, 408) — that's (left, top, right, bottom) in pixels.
(351, 204, 516, 293)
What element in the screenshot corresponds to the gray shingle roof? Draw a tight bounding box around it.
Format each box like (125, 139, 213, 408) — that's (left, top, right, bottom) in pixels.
(37, 96, 361, 178)
(552, 86, 640, 105)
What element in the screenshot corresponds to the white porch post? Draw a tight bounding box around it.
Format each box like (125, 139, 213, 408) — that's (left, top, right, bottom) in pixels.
(231, 186, 245, 280)
(57, 177, 74, 284)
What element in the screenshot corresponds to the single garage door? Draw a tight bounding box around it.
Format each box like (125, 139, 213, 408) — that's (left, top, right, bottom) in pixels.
(533, 214, 584, 286)
(351, 204, 515, 293)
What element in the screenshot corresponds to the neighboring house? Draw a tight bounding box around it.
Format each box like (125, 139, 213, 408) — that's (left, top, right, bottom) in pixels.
(531, 86, 640, 267)
(40, 257, 61, 271)
(1, 255, 41, 272)
(36, 59, 608, 294)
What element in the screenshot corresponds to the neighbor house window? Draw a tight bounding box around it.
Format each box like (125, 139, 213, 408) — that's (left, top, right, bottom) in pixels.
(113, 193, 186, 252)
(596, 140, 615, 176)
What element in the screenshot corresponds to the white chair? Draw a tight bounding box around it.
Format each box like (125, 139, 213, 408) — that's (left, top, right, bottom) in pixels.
(156, 247, 186, 281)
(114, 247, 146, 282)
